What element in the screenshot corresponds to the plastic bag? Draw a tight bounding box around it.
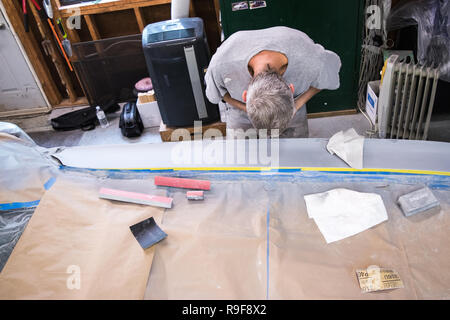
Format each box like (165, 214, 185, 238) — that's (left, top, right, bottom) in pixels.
(387, 0, 450, 82)
(0, 122, 35, 144)
(0, 207, 35, 273)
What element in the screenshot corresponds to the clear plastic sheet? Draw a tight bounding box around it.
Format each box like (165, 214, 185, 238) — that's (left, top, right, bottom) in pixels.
(387, 0, 450, 82)
(266, 179, 449, 299)
(0, 207, 35, 273)
(141, 173, 450, 299)
(0, 127, 449, 299)
(0, 176, 165, 299)
(145, 179, 269, 299)
(0, 122, 36, 145)
(0, 124, 59, 204)
(0, 124, 59, 278)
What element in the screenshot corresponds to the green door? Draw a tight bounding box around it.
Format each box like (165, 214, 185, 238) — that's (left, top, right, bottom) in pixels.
(219, 0, 364, 113)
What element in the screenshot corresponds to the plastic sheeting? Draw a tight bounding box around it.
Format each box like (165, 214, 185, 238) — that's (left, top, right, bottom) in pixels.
(0, 124, 449, 299)
(0, 177, 165, 299)
(0, 122, 36, 145)
(0, 123, 59, 274)
(387, 0, 450, 82)
(140, 173, 450, 299)
(0, 129, 58, 205)
(0, 207, 34, 273)
(266, 180, 449, 299)
(145, 180, 269, 299)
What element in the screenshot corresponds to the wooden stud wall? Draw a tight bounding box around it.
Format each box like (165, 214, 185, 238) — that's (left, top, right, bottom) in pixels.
(2, 0, 62, 105)
(4, 0, 221, 108)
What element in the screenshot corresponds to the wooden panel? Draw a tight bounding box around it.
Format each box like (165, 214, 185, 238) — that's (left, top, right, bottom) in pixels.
(192, 0, 221, 53)
(51, 0, 81, 43)
(2, 0, 62, 105)
(84, 14, 101, 40)
(142, 4, 171, 25)
(28, 0, 77, 102)
(214, 0, 221, 32)
(94, 10, 140, 38)
(134, 7, 146, 32)
(54, 96, 89, 109)
(74, 14, 92, 42)
(59, 0, 172, 17)
(189, 0, 196, 16)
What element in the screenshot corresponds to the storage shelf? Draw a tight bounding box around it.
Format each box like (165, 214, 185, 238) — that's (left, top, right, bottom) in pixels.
(58, 0, 172, 17)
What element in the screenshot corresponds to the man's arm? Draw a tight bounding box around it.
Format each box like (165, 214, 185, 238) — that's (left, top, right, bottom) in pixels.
(223, 92, 247, 112)
(294, 87, 321, 112)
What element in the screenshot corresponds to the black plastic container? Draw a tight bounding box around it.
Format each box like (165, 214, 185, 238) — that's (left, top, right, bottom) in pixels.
(72, 34, 149, 107)
(142, 18, 220, 127)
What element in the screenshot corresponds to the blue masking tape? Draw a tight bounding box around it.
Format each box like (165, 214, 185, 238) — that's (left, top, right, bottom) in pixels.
(0, 200, 40, 211)
(44, 177, 56, 190)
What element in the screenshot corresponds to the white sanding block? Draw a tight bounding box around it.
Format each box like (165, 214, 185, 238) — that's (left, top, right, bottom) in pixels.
(397, 187, 440, 217)
(99, 187, 173, 208)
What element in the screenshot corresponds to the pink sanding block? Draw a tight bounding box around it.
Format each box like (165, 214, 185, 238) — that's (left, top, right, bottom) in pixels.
(99, 187, 173, 208)
(154, 176, 211, 190)
(186, 190, 204, 200)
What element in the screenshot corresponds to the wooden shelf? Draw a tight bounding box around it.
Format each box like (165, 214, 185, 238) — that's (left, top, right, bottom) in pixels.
(58, 0, 171, 18)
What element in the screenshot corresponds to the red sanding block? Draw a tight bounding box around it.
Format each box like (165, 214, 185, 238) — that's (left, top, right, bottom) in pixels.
(154, 176, 210, 190)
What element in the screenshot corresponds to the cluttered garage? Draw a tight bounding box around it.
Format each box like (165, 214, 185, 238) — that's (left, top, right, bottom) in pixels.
(0, 0, 449, 300)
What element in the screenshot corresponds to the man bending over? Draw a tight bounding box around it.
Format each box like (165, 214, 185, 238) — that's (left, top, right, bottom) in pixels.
(205, 26, 342, 137)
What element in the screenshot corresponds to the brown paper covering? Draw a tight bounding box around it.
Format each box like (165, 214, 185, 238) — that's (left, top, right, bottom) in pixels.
(0, 177, 164, 299)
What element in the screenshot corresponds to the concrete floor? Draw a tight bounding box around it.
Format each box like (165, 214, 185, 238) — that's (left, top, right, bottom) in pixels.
(3, 104, 448, 148)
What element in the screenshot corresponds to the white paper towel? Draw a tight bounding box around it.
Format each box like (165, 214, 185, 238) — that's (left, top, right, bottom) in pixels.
(304, 188, 388, 243)
(327, 128, 364, 169)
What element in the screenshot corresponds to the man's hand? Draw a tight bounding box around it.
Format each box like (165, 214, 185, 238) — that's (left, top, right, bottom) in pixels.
(223, 92, 247, 112)
(294, 87, 321, 113)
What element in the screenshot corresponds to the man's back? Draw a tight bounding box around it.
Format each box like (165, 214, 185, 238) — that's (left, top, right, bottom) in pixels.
(206, 26, 341, 102)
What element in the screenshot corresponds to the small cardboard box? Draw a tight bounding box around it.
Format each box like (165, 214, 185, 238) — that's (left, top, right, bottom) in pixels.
(137, 90, 156, 104)
(136, 91, 162, 128)
(366, 80, 380, 126)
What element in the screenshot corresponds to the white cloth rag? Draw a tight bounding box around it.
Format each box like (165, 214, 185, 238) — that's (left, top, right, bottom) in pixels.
(326, 128, 364, 169)
(304, 188, 388, 244)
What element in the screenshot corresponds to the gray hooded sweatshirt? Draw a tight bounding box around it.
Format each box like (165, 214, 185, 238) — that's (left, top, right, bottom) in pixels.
(205, 26, 341, 138)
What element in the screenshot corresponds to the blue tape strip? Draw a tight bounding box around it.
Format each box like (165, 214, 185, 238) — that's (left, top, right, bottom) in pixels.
(44, 177, 56, 190)
(59, 165, 175, 173)
(0, 177, 55, 211)
(316, 170, 432, 176)
(0, 200, 40, 211)
(57, 165, 450, 189)
(59, 164, 450, 176)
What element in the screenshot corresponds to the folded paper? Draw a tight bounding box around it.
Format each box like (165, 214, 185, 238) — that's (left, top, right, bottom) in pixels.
(326, 128, 364, 169)
(304, 188, 388, 243)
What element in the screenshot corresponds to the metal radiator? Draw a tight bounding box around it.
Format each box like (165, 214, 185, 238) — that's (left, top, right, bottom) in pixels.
(378, 55, 440, 140)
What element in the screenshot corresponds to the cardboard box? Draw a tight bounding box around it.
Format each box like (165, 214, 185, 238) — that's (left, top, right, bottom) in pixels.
(366, 80, 380, 126)
(136, 92, 162, 128)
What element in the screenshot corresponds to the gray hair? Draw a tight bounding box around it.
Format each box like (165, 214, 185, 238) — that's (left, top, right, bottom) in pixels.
(246, 71, 295, 134)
